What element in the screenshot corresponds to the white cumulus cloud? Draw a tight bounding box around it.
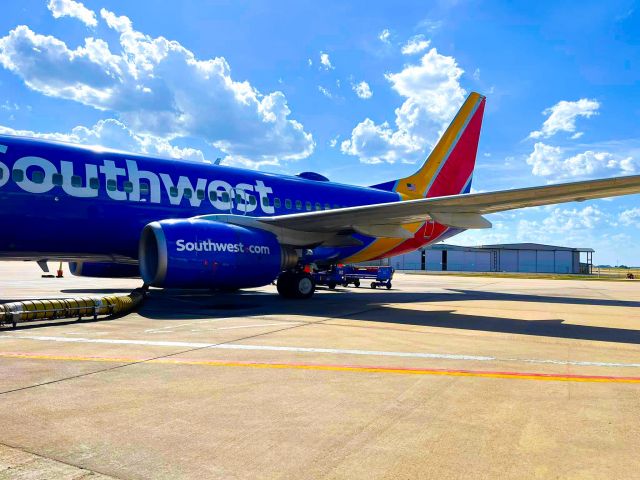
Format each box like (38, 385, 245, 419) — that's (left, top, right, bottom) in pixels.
(544, 205, 608, 231)
(529, 98, 600, 139)
(378, 29, 391, 44)
(401, 35, 430, 55)
(318, 86, 332, 98)
(341, 47, 465, 164)
(526, 142, 637, 179)
(352, 81, 372, 99)
(0, 119, 206, 162)
(620, 208, 640, 227)
(47, 0, 97, 27)
(515, 205, 610, 244)
(319, 51, 333, 70)
(0, 9, 314, 168)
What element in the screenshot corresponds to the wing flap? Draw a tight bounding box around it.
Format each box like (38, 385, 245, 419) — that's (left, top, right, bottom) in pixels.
(429, 212, 492, 229)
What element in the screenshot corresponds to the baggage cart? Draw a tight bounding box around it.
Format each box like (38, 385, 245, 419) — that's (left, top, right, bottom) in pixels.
(311, 265, 345, 289)
(342, 265, 394, 289)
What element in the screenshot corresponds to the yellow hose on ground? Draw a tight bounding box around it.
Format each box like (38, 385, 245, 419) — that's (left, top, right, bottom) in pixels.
(0, 289, 146, 328)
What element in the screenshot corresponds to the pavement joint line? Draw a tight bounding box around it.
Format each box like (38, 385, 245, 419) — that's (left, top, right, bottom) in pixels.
(0, 305, 383, 396)
(143, 318, 231, 333)
(213, 322, 302, 330)
(0, 352, 639, 384)
(0, 440, 122, 479)
(2, 334, 640, 369)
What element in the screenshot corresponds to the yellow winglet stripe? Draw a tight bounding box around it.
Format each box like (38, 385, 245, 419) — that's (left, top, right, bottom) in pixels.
(395, 92, 483, 199)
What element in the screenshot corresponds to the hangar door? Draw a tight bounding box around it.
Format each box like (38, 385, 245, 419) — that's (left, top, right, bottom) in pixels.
(401, 250, 422, 270)
(499, 250, 518, 272)
(536, 251, 555, 273)
(471, 251, 491, 271)
(554, 251, 572, 273)
(447, 251, 465, 271)
(425, 250, 443, 271)
(518, 250, 537, 272)
(445, 250, 490, 271)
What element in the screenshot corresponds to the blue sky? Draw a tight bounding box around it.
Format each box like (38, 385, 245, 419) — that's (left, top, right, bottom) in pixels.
(0, 0, 638, 264)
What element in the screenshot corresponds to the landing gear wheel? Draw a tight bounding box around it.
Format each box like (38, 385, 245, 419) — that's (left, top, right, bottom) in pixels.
(328, 281, 337, 290)
(277, 271, 294, 297)
(342, 282, 349, 288)
(277, 272, 315, 299)
(370, 282, 377, 289)
(386, 282, 392, 290)
(295, 273, 315, 299)
(354, 279, 360, 288)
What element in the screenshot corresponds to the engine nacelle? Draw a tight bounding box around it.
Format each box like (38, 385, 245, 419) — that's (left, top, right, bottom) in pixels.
(69, 261, 140, 278)
(139, 219, 297, 289)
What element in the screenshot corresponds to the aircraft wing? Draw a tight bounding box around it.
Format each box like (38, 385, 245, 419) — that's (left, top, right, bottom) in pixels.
(254, 174, 640, 233)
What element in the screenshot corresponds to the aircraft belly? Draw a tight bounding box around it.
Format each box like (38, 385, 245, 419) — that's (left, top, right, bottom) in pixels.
(340, 221, 424, 263)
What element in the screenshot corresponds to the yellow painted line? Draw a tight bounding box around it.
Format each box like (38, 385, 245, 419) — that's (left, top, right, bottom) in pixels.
(1, 353, 131, 363)
(2, 352, 640, 384)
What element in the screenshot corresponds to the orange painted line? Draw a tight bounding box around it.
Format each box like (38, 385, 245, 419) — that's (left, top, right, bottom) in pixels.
(2, 351, 640, 384)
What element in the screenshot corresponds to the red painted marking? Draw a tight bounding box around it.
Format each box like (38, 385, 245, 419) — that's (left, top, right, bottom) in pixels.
(427, 98, 485, 198)
(372, 222, 448, 260)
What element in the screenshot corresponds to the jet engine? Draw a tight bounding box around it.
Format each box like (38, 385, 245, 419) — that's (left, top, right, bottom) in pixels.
(139, 219, 298, 289)
(69, 261, 140, 278)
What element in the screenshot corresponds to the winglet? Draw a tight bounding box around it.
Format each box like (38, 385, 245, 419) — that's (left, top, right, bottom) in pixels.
(372, 92, 486, 199)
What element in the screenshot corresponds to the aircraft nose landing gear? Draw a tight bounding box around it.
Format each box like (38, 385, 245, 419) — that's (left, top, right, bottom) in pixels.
(277, 271, 316, 299)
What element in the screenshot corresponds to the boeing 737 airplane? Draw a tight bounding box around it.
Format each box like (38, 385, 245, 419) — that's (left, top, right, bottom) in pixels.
(0, 92, 639, 298)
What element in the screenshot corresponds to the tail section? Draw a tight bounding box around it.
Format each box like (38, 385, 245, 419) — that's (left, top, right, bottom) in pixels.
(344, 93, 485, 263)
(371, 92, 486, 199)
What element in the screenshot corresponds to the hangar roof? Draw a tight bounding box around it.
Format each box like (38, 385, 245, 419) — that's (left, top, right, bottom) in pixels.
(427, 243, 594, 253)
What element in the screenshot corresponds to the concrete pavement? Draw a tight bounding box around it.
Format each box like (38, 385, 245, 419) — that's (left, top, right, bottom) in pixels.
(1, 263, 639, 479)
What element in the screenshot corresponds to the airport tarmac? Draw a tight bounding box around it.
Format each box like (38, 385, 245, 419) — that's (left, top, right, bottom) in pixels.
(1, 262, 639, 479)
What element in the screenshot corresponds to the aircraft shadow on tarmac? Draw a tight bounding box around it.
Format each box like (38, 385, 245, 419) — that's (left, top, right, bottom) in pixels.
(128, 287, 640, 345)
(5, 287, 640, 345)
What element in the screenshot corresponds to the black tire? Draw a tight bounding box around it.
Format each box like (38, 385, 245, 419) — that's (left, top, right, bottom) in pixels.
(386, 282, 392, 290)
(328, 281, 336, 290)
(277, 272, 315, 299)
(370, 282, 377, 289)
(342, 282, 349, 288)
(354, 279, 360, 288)
(277, 271, 295, 298)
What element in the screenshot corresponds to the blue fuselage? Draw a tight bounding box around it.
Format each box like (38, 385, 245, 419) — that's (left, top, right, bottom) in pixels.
(0, 135, 401, 262)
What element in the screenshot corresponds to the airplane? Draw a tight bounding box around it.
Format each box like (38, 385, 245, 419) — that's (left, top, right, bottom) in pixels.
(0, 92, 639, 299)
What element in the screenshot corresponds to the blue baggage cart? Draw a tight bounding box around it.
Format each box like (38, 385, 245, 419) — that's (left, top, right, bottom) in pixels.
(311, 265, 345, 289)
(342, 265, 394, 289)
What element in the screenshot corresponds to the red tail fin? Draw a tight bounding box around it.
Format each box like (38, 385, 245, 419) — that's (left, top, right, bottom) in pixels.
(371, 92, 486, 199)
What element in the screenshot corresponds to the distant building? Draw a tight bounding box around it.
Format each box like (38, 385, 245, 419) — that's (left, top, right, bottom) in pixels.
(386, 243, 594, 274)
